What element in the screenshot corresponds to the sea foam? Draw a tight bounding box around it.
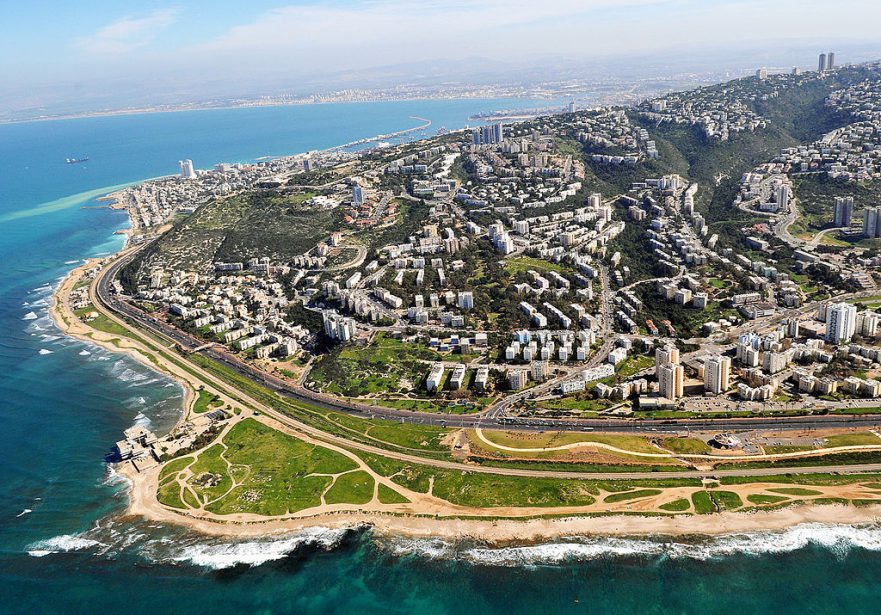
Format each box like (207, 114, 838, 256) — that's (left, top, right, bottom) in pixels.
(27, 533, 105, 557)
(157, 527, 351, 570)
(383, 523, 881, 566)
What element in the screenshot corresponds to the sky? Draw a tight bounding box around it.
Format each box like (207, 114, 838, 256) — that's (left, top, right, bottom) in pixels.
(3, 0, 881, 116)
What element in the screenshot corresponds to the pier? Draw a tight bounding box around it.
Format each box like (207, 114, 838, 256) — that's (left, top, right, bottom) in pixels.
(327, 116, 432, 150)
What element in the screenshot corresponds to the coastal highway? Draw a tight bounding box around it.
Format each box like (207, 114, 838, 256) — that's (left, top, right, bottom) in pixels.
(94, 248, 881, 437)
(87, 248, 881, 483)
(96, 249, 881, 436)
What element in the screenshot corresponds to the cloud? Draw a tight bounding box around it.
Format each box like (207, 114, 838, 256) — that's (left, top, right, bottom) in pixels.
(76, 8, 180, 55)
(195, 0, 668, 62)
(191, 0, 881, 70)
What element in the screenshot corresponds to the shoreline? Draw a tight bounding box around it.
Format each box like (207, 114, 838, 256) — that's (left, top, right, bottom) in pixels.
(48, 257, 196, 439)
(41, 113, 881, 546)
(52, 261, 881, 543)
(0, 94, 548, 127)
(117, 452, 881, 542)
(47, 216, 881, 544)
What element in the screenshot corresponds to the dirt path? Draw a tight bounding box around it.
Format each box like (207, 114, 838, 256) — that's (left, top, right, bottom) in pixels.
(474, 428, 881, 462)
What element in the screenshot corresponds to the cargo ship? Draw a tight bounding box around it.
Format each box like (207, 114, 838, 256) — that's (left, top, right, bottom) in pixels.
(66, 157, 89, 164)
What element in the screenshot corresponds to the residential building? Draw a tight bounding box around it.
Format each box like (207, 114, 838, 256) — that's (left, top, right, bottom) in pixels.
(704, 355, 731, 394)
(833, 196, 854, 227)
(426, 363, 445, 392)
(658, 363, 684, 400)
(826, 302, 857, 343)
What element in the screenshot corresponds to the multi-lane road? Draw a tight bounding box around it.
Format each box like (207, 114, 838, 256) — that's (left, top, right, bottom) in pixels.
(92, 245, 881, 438)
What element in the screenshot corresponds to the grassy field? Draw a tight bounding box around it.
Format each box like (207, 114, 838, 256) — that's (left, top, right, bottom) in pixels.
(75, 304, 131, 337)
(477, 430, 664, 454)
(708, 490, 743, 511)
(357, 450, 702, 508)
(616, 354, 655, 378)
(309, 334, 441, 396)
(133, 191, 343, 274)
(662, 437, 712, 454)
(156, 418, 398, 516)
(824, 432, 881, 447)
(186, 352, 456, 459)
(534, 395, 616, 414)
(378, 483, 411, 504)
(603, 489, 662, 503)
(691, 491, 714, 514)
(193, 389, 224, 414)
(324, 470, 374, 505)
(502, 256, 566, 275)
(659, 498, 691, 512)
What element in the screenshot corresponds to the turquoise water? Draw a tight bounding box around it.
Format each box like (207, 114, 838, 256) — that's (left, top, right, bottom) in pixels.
(1, 99, 881, 614)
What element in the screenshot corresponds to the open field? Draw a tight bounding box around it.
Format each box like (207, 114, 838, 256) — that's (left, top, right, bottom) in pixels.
(130, 192, 343, 275)
(155, 418, 406, 515)
(308, 333, 441, 396)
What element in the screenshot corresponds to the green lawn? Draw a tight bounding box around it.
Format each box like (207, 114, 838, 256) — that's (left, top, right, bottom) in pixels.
(77, 307, 131, 337)
(157, 418, 368, 516)
(659, 498, 691, 512)
(691, 491, 714, 514)
(502, 256, 565, 275)
(535, 396, 615, 414)
(616, 355, 655, 378)
(157, 456, 195, 510)
(824, 432, 881, 447)
(603, 489, 662, 503)
(378, 483, 411, 504)
(357, 453, 600, 508)
(158, 455, 195, 482)
(193, 389, 223, 414)
(187, 444, 234, 505)
(325, 471, 375, 505)
(708, 490, 743, 511)
(662, 437, 712, 454)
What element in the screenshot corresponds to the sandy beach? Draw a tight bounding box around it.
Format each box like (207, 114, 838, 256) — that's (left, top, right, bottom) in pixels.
(48, 255, 881, 543)
(49, 257, 196, 433)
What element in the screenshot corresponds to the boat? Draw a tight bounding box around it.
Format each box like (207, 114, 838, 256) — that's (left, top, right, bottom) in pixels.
(66, 157, 89, 164)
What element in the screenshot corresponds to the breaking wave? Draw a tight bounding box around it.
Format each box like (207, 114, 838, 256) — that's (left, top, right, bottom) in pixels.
(132, 411, 152, 430)
(27, 534, 106, 558)
(147, 527, 352, 570)
(383, 523, 881, 566)
(25, 521, 881, 571)
(101, 464, 132, 490)
(109, 359, 148, 384)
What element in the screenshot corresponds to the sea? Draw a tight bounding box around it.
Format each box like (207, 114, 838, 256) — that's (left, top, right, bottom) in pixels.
(2, 98, 881, 614)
